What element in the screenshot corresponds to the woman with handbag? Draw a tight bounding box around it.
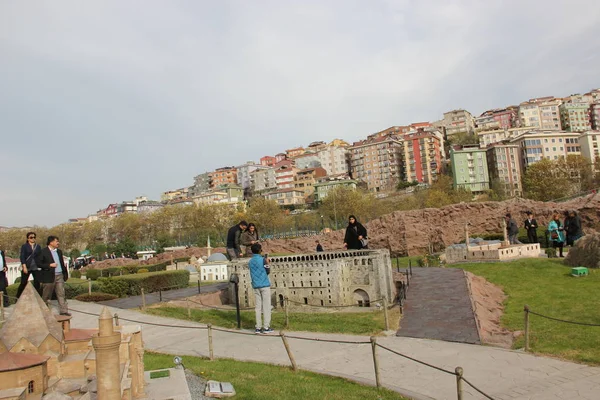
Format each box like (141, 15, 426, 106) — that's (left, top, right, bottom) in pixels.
(548, 213, 565, 258)
(344, 215, 368, 250)
(17, 231, 42, 298)
(240, 223, 260, 257)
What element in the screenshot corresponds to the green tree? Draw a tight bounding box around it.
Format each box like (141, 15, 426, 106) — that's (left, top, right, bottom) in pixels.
(318, 187, 377, 229)
(522, 158, 570, 201)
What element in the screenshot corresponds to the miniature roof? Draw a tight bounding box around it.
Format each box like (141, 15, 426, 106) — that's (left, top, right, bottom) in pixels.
(207, 253, 228, 262)
(0, 284, 63, 350)
(0, 352, 49, 372)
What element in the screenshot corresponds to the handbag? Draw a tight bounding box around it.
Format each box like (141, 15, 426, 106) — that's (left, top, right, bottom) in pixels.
(551, 232, 559, 240)
(360, 238, 368, 248)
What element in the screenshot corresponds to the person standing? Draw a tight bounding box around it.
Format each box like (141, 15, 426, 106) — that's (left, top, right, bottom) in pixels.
(548, 213, 565, 257)
(240, 223, 259, 257)
(0, 249, 9, 307)
(565, 210, 583, 246)
(17, 231, 42, 298)
(226, 220, 247, 260)
(36, 236, 70, 315)
(315, 240, 324, 252)
(505, 213, 521, 245)
(343, 215, 368, 250)
(248, 243, 273, 334)
(524, 212, 538, 244)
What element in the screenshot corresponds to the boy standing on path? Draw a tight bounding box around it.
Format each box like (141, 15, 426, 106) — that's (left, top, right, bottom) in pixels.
(248, 243, 273, 334)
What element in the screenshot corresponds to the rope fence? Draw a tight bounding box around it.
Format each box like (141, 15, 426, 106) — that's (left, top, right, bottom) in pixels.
(523, 305, 600, 352)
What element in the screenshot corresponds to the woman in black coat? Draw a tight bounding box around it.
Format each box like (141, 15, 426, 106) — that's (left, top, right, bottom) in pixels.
(343, 215, 368, 250)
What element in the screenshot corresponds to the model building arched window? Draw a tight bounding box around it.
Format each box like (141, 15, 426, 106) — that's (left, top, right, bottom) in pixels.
(28, 381, 34, 393)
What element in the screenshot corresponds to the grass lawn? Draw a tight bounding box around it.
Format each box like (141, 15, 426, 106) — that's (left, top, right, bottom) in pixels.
(452, 258, 600, 365)
(145, 352, 408, 400)
(391, 256, 421, 270)
(145, 305, 400, 336)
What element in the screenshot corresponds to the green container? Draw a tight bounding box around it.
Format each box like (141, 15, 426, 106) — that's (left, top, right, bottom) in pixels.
(571, 267, 589, 277)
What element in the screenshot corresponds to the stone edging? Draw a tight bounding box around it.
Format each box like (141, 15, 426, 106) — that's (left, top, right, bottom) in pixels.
(462, 269, 483, 344)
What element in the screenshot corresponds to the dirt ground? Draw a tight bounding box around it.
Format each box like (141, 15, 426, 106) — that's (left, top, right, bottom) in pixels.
(465, 271, 520, 348)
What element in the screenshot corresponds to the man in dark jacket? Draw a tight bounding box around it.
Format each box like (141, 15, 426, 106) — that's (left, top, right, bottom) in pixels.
(17, 231, 42, 298)
(35, 236, 70, 315)
(0, 249, 10, 306)
(524, 212, 538, 244)
(226, 221, 247, 260)
(505, 213, 521, 245)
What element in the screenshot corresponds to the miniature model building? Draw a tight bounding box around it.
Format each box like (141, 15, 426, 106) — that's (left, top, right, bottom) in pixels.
(229, 249, 395, 308)
(0, 284, 145, 399)
(444, 222, 541, 263)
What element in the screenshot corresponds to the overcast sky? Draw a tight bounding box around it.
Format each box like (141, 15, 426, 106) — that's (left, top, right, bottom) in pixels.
(1, 0, 599, 227)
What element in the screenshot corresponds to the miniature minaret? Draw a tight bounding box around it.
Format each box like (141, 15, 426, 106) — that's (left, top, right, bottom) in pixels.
(207, 235, 212, 257)
(502, 218, 510, 246)
(92, 307, 122, 400)
(464, 222, 470, 249)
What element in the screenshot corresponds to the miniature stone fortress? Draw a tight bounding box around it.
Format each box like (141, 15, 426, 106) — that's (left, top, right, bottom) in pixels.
(228, 249, 395, 308)
(0, 284, 145, 399)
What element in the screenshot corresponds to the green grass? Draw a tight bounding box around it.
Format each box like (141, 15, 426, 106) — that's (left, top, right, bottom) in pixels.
(145, 352, 408, 400)
(452, 258, 600, 364)
(145, 306, 399, 336)
(149, 369, 170, 379)
(391, 256, 421, 270)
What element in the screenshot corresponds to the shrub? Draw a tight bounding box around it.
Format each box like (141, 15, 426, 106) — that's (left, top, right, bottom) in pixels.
(85, 269, 101, 281)
(106, 267, 122, 277)
(14, 277, 21, 284)
(97, 270, 190, 297)
(137, 268, 149, 274)
(64, 281, 101, 299)
(75, 292, 118, 302)
(71, 270, 82, 279)
(545, 248, 557, 258)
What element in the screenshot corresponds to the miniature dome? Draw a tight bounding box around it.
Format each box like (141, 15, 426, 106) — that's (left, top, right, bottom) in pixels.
(206, 253, 228, 262)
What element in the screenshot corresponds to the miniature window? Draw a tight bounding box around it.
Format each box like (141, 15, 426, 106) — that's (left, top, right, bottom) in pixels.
(28, 381, 34, 394)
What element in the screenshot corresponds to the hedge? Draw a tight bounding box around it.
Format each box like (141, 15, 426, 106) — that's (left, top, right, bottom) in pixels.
(75, 292, 118, 302)
(85, 262, 169, 281)
(3, 281, 101, 302)
(97, 270, 190, 298)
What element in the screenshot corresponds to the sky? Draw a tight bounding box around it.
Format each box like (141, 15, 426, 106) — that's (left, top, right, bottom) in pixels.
(1, 0, 599, 227)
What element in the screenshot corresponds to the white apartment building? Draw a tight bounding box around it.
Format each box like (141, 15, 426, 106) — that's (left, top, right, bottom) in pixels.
(317, 143, 349, 176)
(519, 102, 541, 128)
(510, 130, 581, 168)
(250, 167, 276, 192)
(538, 99, 563, 130)
(579, 130, 600, 169)
(237, 161, 269, 190)
(441, 109, 475, 136)
(486, 144, 523, 197)
(477, 127, 531, 148)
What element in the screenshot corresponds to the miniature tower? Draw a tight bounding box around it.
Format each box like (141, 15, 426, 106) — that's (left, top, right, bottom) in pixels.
(502, 218, 510, 246)
(464, 222, 470, 249)
(207, 235, 212, 257)
(92, 307, 121, 400)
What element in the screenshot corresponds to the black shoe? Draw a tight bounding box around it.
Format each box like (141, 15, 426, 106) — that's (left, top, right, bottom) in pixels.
(60, 312, 72, 316)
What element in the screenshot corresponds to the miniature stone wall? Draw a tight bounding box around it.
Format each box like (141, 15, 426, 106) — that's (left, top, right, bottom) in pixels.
(228, 249, 394, 308)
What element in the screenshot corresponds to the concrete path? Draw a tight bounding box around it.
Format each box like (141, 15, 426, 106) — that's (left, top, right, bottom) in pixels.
(98, 283, 228, 309)
(29, 301, 600, 400)
(397, 268, 480, 344)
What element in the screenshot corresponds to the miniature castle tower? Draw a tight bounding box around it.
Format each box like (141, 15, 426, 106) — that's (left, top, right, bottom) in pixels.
(502, 218, 510, 247)
(92, 307, 121, 400)
(207, 235, 212, 257)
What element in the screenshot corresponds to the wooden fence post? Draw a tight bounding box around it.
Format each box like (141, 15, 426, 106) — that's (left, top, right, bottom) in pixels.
(370, 337, 381, 388)
(0, 292, 4, 322)
(207, 323, 214, 360)
(382, 298, 389, 331)
(141, 288, 146, 311)
(186, 298, 191, 319)
(524, 304, 530, 352)
(280, 332, 297, 371)
(455, 367, 463, 400)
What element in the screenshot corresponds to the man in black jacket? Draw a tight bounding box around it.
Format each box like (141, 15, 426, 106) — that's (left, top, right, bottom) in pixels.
(226, 221, 247, 260)
(17, 231, 42, 298)
(36, 236, 70, 315)
(524, 212, 538, 244)
(0, 249, 9, 306)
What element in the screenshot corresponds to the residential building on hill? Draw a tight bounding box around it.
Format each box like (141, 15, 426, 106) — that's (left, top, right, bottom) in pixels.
(236, 161, 267, 191)
(260, 155, 277, 166)
(264, 188, 305, 206)
(190, 172, 210, 196)
(477, 127, 531, 148)
(313, 175, 358, 204)
(440, 109, 475, 136)
(161, 187, 189, 203)
(519, 102, 542, 128)
(274, 160, 296, 190)
(137, 201, 164, 214)
(398, 129, 444, 186)
(286, 147, 305, 158)
(591, 103, 600, 130)
(250, 167, 276, 192)
(209, 166, 238, 189)
(578, 130, 600, 169)
(486, 143, 523, 197)
(538, 99, 563, 130)
(293, 167, 327, 203)
(316, 141, 350, 176)
(509, 130, 581, 169)
(560, 101, 592, 132)
(475, 107, 518, 132)
(193, 184, 244, 206)
(293, 151, 321, 170)
(348, 135, 403, 192)
(450, 145, 489, 193)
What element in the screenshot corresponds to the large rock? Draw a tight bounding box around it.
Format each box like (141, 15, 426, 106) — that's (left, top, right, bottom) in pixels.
(261, 193, 600, 256)
(565, 233, 600, 269)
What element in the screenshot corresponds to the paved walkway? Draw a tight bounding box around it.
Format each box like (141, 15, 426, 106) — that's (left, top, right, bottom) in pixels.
(98, 283, 229, 309)
(20, 301, 599, 400)
(397, 268, 480, 344)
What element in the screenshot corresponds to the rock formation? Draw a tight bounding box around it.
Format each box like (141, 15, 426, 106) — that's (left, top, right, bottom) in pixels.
(565, 232, 600, 269)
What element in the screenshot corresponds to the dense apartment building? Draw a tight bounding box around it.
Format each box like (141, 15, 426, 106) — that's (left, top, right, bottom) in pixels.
(161, 187, 189, 202)
(260, 156, 277, 166)
(264, 188, 305, 206)
(510, 130, 581, 168)
(313, 175, 358, 204)
(192, 185, 244, 206)
(348, 135, 403, 192)
(538, 99, 562, 130)
(274, 160, 296, 190)
(486, 143, 523, 197)
(293, 167, 327, 203)
(591, 103, 600, 130)
(236, 161, 269, 191)
(190, 172, 210, 197)
(560, 101, 592, 132)
(293, 152, 321, 169)
(518, 98, 563, 131)
(250, 167, 276, 192)
(439, 109, 475, 136)
(579, 130, 600, 169)
(208, 167, 238, 189)
(316, 140, 350, 176)
(477, 127, 531, 148)
(286, 147, 305, 158)
(398, 130, 444, 185)
(475, 107, 517, 132)
(450, 145, 490, 193)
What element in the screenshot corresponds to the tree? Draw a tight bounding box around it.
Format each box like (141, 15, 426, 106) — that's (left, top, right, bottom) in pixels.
(522, 158, 570, 201)
(318, 187, 377, 229)
(557, 154, 595, 193)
